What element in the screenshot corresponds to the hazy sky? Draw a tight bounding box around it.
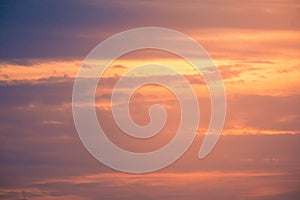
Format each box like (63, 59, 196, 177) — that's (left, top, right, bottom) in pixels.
(0, 0, 299, 199)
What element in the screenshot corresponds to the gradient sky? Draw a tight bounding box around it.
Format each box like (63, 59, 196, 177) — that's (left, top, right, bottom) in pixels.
(0, 0, 300, 199)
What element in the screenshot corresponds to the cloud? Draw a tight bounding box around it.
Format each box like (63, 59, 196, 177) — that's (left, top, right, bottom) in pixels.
(0, 77, 73, 106)
(226, 94, 300, 132)
(0, 0, 299, 60)
(0, 75, 299, 198)
(3, 156, 300, 200)
(0, 76, 300, 133)
(111, 65, 127, 69)
(1, 1, 300, 199)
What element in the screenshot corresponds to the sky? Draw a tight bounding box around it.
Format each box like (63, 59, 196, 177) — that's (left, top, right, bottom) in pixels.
(0, 0, 300, 199)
